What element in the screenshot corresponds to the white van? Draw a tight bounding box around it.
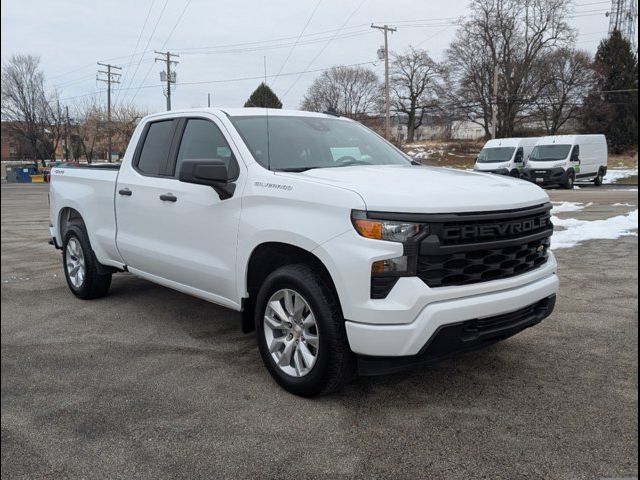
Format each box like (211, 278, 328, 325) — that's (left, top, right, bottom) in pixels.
(523, 135, 608, 189)
(473, 138, 538, 177)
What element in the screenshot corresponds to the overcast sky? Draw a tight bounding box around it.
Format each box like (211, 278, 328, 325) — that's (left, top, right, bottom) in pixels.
(1, 0, 612, 115)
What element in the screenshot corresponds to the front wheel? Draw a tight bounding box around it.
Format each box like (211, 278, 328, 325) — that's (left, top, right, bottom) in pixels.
(563, 172, 575, 190)
(62, 225, 112, 299)
(509, 169, 520, 178)
(255, 264, 355, 397)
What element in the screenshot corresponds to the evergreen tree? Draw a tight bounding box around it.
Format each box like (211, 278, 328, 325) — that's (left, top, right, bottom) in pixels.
(244, 83, 283, 109)
(581, 30, 638, 153)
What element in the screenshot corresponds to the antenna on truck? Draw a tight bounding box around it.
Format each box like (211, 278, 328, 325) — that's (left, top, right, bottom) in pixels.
(264, 56, 272, 171)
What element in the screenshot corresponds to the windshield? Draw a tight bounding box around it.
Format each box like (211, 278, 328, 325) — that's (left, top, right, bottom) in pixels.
(230, 115, 410, 171)
(530, 144, 572, 161)
(476, 147, 516, 163)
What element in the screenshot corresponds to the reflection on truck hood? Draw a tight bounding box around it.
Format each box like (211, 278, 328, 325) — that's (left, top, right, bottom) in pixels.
(295, 164, 549, 213)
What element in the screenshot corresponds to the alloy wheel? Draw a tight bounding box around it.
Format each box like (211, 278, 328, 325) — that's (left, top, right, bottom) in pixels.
(263, 289, 319, 377)
(66, 237, 86, 288)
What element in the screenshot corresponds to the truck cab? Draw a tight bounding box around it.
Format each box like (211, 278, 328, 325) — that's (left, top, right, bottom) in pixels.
(522, 134, 608, 189)
(473, 138, 538, 178)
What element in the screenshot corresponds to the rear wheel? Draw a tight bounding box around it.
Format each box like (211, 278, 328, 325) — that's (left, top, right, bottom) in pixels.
(255, 264, 355, 396)
(563, 171, 575, 190)
(594, 170, 604, 186)
(62, 224, 112, 299)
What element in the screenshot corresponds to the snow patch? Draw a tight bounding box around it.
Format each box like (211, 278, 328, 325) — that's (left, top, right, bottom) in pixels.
(551, 209, 638, 249)
(604, 169, 638, 184)
(551, 201, 592, 214)
(613, 203, 636, 207)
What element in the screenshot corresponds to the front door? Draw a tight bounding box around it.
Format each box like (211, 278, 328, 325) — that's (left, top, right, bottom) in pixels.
(115, 114, 245, 306)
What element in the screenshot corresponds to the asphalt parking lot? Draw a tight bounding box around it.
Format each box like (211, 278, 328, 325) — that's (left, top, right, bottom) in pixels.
(1, 183, 638, 480)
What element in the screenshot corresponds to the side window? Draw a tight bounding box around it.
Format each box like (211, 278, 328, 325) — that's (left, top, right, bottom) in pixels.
(571, 145, 580, 160)
(136, 120, 175, 176)
(175, 119, 239, 178)
(515, 147, 524, 162)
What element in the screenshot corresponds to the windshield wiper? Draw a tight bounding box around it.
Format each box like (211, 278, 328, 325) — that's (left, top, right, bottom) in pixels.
(276, 166, 323, 172)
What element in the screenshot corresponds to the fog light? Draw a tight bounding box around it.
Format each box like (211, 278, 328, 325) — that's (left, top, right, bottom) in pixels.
(372, 256, 408, 274)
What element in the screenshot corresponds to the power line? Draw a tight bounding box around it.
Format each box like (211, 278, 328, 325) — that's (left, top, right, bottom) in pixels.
(128, 0, 192, 106)
(273, 0, 324, 84)
(118, 0, 170, 106)
(114, 0, 156, 107)
(60, 59, 379, 102)
(177, 30, 376, 56)
(281, 0, 369, 101)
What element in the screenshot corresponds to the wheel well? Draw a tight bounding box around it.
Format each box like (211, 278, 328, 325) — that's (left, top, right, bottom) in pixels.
(242, 242, 341, 334)
(58, 207, 86, 238)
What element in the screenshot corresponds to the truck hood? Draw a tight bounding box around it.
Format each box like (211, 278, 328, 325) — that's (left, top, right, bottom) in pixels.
(288, 165, 549, 213)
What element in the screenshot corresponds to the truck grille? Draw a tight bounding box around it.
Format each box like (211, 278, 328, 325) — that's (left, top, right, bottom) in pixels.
(415, 203, 553, 288)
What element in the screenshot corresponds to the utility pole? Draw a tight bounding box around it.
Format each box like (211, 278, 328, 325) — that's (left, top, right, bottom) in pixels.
(155, 51, 179, 111)
(97, 62, 122, 162)
(371, 24, 397, 139)
(491, 64, 499, 139)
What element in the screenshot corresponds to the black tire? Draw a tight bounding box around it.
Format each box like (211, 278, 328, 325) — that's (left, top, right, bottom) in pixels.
(62, 224, 112, 299)
(594, 170, 604, 186)
(255, 264, 355, 397)
(563, 171, 575, 190)
(509, 169, 520, 178)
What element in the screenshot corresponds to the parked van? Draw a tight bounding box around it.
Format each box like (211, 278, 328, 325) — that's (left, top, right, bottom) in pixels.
(473, 138, 538, 177)
(523, 135, 608, 189)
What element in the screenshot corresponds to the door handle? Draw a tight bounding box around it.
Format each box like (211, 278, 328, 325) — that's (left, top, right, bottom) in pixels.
(118, 188, 132, 196)
(159, 193, 177, 202)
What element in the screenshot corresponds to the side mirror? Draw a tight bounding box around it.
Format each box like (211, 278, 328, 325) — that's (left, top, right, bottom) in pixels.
(179, 159, 236, 200)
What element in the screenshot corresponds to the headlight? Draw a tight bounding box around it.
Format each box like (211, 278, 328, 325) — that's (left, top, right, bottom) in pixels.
(351, 210, 422, 243)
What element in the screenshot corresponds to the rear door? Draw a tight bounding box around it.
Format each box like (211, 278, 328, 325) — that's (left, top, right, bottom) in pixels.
(115, 114, 245, 306)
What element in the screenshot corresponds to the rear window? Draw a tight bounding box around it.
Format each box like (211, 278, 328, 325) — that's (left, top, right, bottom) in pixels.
(136, 120, 174, 175)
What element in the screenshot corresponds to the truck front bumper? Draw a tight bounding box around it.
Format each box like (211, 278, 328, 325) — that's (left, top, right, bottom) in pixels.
(345, 269, 558, 372)
(355, 293, 556, 375)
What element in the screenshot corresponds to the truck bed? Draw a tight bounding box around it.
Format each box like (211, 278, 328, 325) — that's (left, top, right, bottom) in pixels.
(49, 165, 123, 267)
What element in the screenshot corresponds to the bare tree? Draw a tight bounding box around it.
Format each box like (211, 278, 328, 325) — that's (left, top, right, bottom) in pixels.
(534, 48, 594, 134)
(391, 47, 442, 143)
(72, 99, 145, 162)
(301, 66, 382, 120)
(1, 54, 62, 165)
(446, 0, 576, 138)
(73, 97, 105, 163)
(111, 103, 146, 156)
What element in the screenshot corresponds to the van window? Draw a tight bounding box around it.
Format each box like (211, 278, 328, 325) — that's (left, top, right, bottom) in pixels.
(175, 119, 239, 178)
(515, 147, 524, 163)
(529, 144, 572, 162)
(571, 145, 580, 161)
(136, 120, 175, 175)
(477, 147, 515, 163)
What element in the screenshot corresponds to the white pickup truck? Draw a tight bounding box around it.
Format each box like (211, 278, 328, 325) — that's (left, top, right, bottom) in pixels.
(49, 108, 558, 396)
